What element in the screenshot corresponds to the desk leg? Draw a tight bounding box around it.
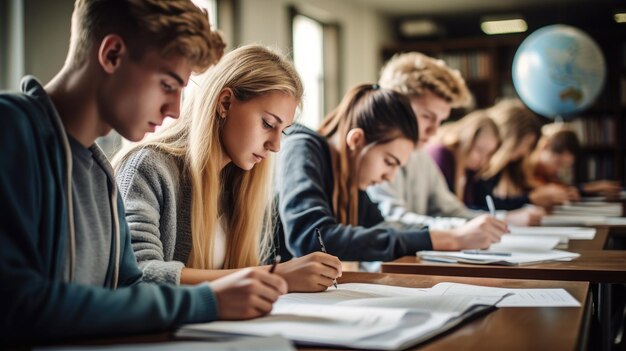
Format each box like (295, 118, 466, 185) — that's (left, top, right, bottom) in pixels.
(599, 283, 613, 351)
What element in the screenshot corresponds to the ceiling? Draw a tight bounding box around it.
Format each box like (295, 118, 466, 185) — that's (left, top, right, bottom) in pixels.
(345, 0, 625, 39)
(346, 0, 616, 16)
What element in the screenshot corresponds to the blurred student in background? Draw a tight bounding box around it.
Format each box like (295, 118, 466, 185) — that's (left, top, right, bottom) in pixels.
(427, 110, 501, 206)
(368, 52, 540, 229)
(476, 99, 576, 211)
(531, 125, 621, 199)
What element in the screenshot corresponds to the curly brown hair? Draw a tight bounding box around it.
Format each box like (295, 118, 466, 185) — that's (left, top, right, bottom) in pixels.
(68, 0, 223, 72)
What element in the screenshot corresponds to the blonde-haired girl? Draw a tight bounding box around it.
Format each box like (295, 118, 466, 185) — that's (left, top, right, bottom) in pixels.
(114, 45, 341, 296)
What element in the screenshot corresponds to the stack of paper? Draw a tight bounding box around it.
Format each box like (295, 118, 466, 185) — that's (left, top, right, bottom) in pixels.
(552, 202, 622, 217)
(508, 226, 596, 244)
(540, 215, 626, 226)
(418, 249, 579, 266)
(177, 282, 578, 350)
(417, 234, 580, 265)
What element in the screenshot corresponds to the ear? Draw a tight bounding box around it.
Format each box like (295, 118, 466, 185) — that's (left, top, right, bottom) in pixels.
(98, 34, 127, 74)
(346, 128, 365, 152)
(217, 88, 233, 118)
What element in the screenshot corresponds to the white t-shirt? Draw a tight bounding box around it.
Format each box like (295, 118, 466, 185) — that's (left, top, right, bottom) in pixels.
(212, 216, 227, 269)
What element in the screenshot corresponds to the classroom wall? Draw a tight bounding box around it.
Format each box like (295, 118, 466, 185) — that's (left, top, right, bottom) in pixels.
(8, 0, 390, 93)
(22, 0, 73, 86)
(235, 0, 392, 92)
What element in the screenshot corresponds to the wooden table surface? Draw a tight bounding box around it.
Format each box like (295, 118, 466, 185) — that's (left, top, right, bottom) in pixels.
(381, 250, 626, 283)
(304, 272, 590, 351)
(28, 272, 590, 351)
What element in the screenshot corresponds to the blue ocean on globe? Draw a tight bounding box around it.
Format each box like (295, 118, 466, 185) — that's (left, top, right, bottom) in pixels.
(512, 24, 606, 118)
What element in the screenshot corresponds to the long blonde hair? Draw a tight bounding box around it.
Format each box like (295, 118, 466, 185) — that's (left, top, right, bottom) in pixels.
(318, 84, 418, 225)
(483, 99, 542, 195)
(437, 110, 500, 164)
(114, 45, 303, 269)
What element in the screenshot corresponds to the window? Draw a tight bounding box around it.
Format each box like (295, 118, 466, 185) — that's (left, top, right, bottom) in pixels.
(291, 9, 341, 129)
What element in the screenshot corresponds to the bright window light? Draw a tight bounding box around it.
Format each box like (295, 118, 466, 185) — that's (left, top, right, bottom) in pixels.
(481, 18, 528, 35)
(615, 13, 626, 23)
(293, 15, 324, 129)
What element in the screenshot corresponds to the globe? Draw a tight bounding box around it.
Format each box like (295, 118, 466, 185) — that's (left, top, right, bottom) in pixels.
(512, 24, 606, 118)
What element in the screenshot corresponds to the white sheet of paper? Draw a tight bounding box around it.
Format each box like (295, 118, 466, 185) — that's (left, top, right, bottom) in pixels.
(35, 336, 295, 351)
(428, 282, 580, 307)
(276, 283, 429, 306)
(508, 226, 596, 240)
(552, 202, 622, 217)
(184, 304, 407, 344)
(489, 235, 560, 252)
(606, 217, 626, 225)
(541, 215, 607, 226)
(418, 249, 580, 265)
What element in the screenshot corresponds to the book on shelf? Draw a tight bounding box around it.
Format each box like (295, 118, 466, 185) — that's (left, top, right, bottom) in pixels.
(568, 116, 616, 146)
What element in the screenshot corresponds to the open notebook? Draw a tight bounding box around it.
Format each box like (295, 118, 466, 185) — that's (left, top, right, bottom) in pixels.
(177, 283, 513, 350)
(417, 234, 580, 265)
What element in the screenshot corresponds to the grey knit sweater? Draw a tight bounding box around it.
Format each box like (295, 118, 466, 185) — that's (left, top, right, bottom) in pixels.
(116, 147, 193, 285)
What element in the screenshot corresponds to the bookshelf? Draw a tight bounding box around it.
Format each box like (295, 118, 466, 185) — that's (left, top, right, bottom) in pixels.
(381, 32, 626, 184)
(381, 34, 524, 111)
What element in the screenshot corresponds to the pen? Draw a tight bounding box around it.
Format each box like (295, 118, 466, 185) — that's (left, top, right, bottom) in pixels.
(315, 228, 338, 289)
(269, 255, 281, 273)
(462, 250, 512, 257)
(486, 195, 496, 217)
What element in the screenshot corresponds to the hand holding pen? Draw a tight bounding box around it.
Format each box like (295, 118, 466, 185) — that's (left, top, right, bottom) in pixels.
(316, 228, 338, 289)
(269, 255, 281, 273)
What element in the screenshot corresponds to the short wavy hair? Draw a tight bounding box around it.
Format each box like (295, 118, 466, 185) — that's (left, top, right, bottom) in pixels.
(68, 0, 223, 72)
(379, 52, 471, 108)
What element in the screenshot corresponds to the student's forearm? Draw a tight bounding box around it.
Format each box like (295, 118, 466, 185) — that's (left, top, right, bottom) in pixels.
(180, 267, 242, 284)
(428, 230, 460, 251)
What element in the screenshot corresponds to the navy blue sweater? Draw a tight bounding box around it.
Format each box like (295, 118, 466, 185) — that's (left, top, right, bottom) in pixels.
(471, 172, 531, 211)
(275, 126, 432, 262)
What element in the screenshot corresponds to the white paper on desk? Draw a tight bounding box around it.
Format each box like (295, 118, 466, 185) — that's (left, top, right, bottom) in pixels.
(541, 214, 607, 226)
(35, 336, 295, 351)
(417, 249, 580, 265)
(179, 282, 507, 350)
(277, 283, 429, 306)
(183, 304, 406, 344)
(428, 282, 580, 307)
(552, 202, 622, 217)
(508, 226, 596, 241)
(606, 217, 626, 225)
(489, 235, 560, 251)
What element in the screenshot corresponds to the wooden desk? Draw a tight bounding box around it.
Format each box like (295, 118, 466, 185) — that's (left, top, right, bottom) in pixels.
(327, 273, 590, 351)
(381, 250, 626, 283)
(382, 251, 626, 351)
(568, 226, 609, 250)
(36, 272, 590, 351)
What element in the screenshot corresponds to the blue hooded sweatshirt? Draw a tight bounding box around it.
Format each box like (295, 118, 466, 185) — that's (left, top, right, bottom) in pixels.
(0, 77, 218, 345)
